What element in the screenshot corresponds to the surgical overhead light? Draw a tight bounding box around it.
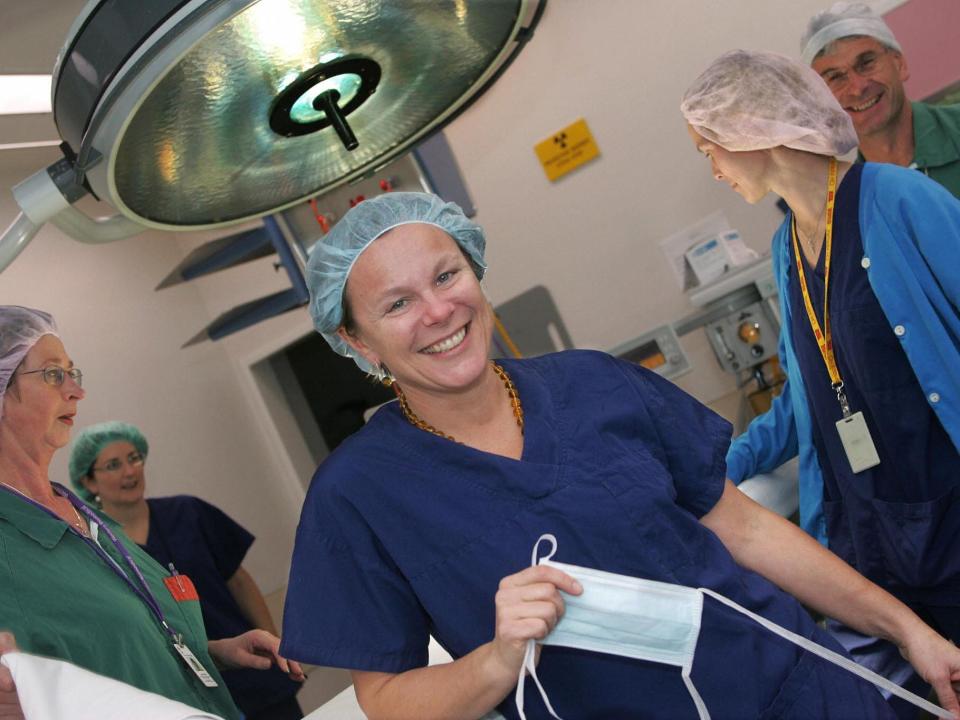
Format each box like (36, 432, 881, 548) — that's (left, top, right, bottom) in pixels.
(0, 0, 545, 272)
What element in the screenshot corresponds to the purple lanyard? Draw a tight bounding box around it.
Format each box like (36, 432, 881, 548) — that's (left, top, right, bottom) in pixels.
(0, 482, 180, 645)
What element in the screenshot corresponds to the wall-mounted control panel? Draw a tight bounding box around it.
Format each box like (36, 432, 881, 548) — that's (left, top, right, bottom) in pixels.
(610, 324, 692, 380)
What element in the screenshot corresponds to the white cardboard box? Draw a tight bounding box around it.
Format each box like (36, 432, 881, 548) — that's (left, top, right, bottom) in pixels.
(684, 230, 756, 286)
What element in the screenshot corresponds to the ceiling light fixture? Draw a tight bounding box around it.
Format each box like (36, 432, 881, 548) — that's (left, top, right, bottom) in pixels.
(0, 75, 52, 115)
(0, 0, 545, 273)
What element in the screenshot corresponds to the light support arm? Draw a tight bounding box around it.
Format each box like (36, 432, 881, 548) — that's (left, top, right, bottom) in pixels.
(0, 159, 146, 273)
(0, 213, 42, 272)
(49, 206, 146, 245)
(0, 165, 72, 273)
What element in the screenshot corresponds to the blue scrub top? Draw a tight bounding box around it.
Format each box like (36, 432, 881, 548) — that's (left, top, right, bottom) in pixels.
(787, 164, 960, 608)
(142, 496, 302, 715)
(282, 351, 892, 719)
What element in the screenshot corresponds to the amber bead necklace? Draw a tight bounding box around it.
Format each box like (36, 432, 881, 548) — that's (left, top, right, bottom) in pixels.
(392, 362, 523, 443)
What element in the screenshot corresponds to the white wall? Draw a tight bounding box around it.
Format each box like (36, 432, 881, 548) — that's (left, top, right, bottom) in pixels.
(0, 0, 890, 592)
(0, 151, 301, 592)
(443, 0, 845, 402)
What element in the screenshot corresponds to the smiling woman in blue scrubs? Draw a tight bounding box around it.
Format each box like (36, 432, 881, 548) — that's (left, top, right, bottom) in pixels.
(280, 192, 960, 719)
(683, 49, 960, 715)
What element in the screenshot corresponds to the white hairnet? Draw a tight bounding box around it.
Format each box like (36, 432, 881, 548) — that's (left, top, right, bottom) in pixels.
(306, 192, 486, 374)
(681, 49, 858, 156)
(801, 2, 902, 66)
(0, 306, 59, 419)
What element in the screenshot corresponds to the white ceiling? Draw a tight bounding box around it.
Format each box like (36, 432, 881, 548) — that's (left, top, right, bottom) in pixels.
(0, 0, 90, 174)
(0, 1, 89, 74)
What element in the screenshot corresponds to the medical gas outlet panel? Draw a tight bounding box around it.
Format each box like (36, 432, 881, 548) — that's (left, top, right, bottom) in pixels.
(703, 299, 779, 374)
(671, 256, 781, 375)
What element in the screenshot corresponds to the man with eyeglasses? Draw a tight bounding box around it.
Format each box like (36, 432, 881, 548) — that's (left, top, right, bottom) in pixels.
(802, 2, 960, 198)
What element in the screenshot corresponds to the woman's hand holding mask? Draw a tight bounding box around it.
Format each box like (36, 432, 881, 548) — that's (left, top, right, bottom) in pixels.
(490, 565, 582, 676)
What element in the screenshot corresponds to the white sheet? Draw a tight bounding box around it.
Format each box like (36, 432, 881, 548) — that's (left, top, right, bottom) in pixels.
(1, 652, 224, 720)
(737, 456, 800, 518)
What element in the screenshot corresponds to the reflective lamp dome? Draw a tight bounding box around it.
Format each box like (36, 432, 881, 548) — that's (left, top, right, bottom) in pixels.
(51, 0, 544, 230)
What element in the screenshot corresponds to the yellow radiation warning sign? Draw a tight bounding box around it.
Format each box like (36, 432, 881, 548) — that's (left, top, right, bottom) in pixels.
(534, 118, 600, 182)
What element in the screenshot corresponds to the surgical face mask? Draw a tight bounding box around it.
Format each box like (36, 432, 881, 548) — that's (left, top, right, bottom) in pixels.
(514, 534, 951, 720)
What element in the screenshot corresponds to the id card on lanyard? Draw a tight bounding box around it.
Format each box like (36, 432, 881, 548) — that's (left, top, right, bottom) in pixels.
(791, 158, 881, 474)
(55, 484, 219, 688)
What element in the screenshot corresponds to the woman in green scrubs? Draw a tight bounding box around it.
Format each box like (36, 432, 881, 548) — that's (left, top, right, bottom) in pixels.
(0, 305, 303, 718)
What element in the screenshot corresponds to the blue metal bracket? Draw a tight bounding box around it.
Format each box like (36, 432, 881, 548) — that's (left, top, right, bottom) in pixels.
(180, 226, 272, 281)
(262, 215, 309, 304)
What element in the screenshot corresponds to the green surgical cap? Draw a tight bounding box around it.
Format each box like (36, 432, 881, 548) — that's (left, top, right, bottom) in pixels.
(69, 421, 149, 501)
(305, 192, 487, 374)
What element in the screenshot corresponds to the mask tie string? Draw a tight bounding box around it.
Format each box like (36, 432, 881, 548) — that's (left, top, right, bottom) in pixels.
(512, 536, 951, 720)
(700, 589, 954, 720)
(682, 591, 711, 720)
(516, 535, 564, 720)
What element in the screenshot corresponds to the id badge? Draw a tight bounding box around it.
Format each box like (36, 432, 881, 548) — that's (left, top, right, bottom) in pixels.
(835, 411, 881, 473)
(173, 641, 219, 688)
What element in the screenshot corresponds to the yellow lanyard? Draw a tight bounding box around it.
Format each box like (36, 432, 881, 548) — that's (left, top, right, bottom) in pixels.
(790, 158, 850, 416)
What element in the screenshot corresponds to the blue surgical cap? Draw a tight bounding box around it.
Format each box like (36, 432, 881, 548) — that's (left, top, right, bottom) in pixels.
(0, 306, 59, 420)
(306, 192, 487, 374)
(69, 421, 149, 500)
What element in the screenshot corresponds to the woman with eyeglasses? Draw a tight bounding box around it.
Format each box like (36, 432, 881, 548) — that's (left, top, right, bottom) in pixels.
(67, 421, 304, 720)
(682, 49, 960, 714)
(0, 305, 303, 720)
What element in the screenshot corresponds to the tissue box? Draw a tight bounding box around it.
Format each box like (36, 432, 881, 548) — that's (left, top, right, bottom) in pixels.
(684, 230, 754, 286)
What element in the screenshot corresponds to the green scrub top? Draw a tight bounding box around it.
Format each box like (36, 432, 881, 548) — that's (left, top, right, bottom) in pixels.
(911, 101, 960, 199)
(857, 102, 960, 200)
(0, 487, 240, 719)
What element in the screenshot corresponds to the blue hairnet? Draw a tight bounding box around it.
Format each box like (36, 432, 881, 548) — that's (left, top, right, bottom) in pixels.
(69, 421, 149, 500)
(306, 192, 487, 374)
(0, 306, 59, 420)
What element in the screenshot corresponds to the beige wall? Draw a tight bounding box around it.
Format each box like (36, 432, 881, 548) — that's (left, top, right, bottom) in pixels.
(1, 153, 303, 592)
(1, 0, 903, 605)
(444, 0, 847, 403)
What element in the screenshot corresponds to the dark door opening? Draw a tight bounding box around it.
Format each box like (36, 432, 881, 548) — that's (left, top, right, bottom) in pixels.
(283, 333, 394, 452)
